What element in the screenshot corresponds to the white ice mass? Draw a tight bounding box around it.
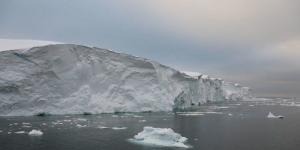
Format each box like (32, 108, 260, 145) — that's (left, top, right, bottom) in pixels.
(267, 112, 284, 119)
(130, 126, 190, 148)
(0, 44, 252, 116)
(28, 129, 43, 136)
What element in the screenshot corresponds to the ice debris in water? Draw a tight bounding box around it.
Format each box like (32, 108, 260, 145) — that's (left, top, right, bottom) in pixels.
(267, 112, 284, 119)
(112, 127, 127, 130)
(176, 112, 204, 116)
(130, 126, 190, 148)
(15, 131, 26, 134)
(76, 124, 87, 128)
(28, 129, 43, 136)
(76, 118, 88, 122)
(97, 126, 109, 129)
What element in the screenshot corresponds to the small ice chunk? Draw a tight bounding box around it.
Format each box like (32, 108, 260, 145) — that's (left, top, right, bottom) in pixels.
(63, 120, 72, 122)
(267, 112, 284, 119)
(52, 121, 63, 125)
(22, 122, 31, 125)
(249, 105, 255, 107)
(216, 106, 230, 109)
(112, 127, 127, 130)
(133, 115, 143, 118)
(0, 130, 2, 133)
(76, 118, 87, 122)
(228, 113, 233, 116)
(28, 129, 43, 136)
(76, 124, 87, 128)
(201, 112, 223, 114)
(97, 126, 109, 129)
(139, 120, 147, 122)
(15, 131, 26, 134)
(130, 126, 190, 148)
(22, 125, 32, 128)
(177, 112, 204, 116)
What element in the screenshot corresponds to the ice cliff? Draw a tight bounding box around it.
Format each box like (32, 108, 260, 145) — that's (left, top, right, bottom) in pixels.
(0, 44, 251, 116)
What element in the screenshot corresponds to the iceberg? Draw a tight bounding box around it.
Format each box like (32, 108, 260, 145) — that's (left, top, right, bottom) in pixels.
(28, 129, 43, 136)
(130, 126, 190, 148)
(0, 44, 251, 116)
(267, 112, 284, 119)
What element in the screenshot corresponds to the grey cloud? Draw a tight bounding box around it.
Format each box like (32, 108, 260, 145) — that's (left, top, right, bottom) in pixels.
(0, 0, 300, 97)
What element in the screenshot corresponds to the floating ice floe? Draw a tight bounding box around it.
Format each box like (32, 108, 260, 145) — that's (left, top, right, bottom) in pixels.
(130, 126, 190, 148)
(228, 113, 233, 116)
(63, 120, 72, 122)
(15, 131, 26, 134)
(52, 121, 63, 125)
(176, 112, 204, 116)
(97, 126, 109, 129)
(22, 122, 31, 125)
(75, 118, 88, 122)
(112, 127, 127, 130)
(133, 115, 143, 118)
(267, 112, 284, 119)
(28, 129, 43, 136)
(200, 111, 223, 114)
(216, 106, 230, 109)
(76, 124, 87, 128)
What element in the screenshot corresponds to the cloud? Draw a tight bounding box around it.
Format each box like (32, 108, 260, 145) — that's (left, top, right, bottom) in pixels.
(0, 0, 300, 97)
(131, 0, 300, 48)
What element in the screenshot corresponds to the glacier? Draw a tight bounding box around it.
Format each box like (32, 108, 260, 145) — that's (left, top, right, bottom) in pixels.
(0, 44, 251, 116)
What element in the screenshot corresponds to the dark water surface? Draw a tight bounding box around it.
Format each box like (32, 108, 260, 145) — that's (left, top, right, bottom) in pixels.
(1, 99, 300, 150)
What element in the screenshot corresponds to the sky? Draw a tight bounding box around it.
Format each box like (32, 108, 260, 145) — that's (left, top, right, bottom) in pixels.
(0, 0, 299, 97)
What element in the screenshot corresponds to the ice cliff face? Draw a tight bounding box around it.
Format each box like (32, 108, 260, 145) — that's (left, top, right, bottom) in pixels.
(0, 44, 251, 116)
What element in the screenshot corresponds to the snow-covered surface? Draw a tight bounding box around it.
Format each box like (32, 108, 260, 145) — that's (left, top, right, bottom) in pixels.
(182, 71, 202, 78)
(267, 112, 284, 119)
(130, 126, 190, 148)
(0, 44, 251, 116)
(28, 129, 43, 136)
(0, 39, 62, 51)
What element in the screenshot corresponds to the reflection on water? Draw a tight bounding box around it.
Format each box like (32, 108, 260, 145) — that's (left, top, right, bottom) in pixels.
(1, 98, 300, 150)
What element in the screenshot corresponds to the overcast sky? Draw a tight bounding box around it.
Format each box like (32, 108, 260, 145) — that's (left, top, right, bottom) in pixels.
(1, 0, 299, 97)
